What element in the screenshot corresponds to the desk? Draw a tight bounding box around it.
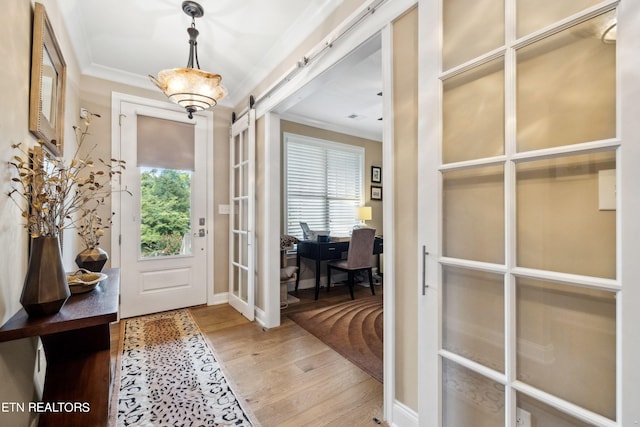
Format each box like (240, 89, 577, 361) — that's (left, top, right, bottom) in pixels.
(295, 238, 382, 300)
(0, 268, 119, 427)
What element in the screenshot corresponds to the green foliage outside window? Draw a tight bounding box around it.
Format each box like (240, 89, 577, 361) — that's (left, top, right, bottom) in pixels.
(140, 168, 191, 256)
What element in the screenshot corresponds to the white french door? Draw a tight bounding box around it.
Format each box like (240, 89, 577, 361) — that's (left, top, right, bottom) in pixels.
(419, 0, 640, 426)
(228, 109, 256, 320)
(118, 101, 210, 318)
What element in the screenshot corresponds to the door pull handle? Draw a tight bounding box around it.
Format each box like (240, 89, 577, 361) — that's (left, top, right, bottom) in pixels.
(422, 245, 429, 296)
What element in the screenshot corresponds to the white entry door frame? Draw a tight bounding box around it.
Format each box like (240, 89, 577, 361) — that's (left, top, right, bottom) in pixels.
(111, 92, 215, 318)
(254, 1, 418, 424)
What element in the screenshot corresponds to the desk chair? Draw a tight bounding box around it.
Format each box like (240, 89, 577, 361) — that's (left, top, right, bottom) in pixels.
(327, 228, 376, 300)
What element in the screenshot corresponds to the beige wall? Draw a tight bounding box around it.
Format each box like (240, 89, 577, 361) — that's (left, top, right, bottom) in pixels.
(0, 1, 82, 425)
(80, 76, 233, 296)
(393, 6, 419, 411)
(77, 76, 165, 269)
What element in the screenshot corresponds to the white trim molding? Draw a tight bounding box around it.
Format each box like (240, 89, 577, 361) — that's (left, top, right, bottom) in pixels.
(392, 400, 419, 427)
(255, 1, 417, 424)
(208, 292, 230, 306)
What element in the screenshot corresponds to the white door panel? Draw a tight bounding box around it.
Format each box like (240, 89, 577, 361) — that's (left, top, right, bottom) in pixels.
(119, 101, 209, 318)
(228, 109, 255, 320)
(417, 2, 636, 426)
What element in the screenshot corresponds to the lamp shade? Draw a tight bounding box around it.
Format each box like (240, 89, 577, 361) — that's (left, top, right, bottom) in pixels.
(356, 206, 372, 221)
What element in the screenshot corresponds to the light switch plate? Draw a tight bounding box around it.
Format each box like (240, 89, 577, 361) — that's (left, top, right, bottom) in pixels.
(598, 169, 616, 211)
(516, 408, 531, 427)
(218, 204, 231, 215)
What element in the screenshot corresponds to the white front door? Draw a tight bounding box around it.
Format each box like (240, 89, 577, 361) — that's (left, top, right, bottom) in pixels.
(228, 110, 255, 320)
(418, 1, 639, 426)
(118, 101, 210, 318)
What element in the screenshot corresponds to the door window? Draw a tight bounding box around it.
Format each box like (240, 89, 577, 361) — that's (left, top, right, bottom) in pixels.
(139, 167, 193, 258)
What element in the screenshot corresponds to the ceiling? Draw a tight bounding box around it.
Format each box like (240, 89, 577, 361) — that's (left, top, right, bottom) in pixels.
(58, 0, 383, 141)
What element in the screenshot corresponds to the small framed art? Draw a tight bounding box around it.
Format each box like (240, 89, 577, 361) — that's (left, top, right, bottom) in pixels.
(371, 186, 382, 201)
(371, 166, 381, 183)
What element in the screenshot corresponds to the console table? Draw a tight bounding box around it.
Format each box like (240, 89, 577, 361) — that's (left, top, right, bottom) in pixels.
(0, 268, 119, 427)
(295, 238, 383, 300)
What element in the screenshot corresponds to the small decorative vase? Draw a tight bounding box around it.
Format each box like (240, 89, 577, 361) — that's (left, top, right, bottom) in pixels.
(21, 236, 70, 317)
(75, 247, 109, 272)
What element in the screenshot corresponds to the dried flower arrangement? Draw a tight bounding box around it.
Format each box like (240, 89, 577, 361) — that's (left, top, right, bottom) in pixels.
(77, 202, 110, 249)
(8, 112, 125, 244)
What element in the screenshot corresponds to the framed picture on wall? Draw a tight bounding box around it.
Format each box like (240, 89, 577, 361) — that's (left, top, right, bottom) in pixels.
(371, 166, 382, 183)
(371, 186, 382, 201)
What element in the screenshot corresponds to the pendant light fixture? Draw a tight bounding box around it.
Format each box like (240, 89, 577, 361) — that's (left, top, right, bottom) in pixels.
(149, 1, 227, 119)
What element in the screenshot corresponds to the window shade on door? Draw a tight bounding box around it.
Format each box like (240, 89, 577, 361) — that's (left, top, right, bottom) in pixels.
(137, 115, 195, 171)
(285, 134, 364, 239)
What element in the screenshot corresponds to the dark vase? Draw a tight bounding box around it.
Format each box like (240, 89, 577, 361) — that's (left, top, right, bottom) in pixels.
(75, 247, 109, 272)
(21, 236, 70, 317)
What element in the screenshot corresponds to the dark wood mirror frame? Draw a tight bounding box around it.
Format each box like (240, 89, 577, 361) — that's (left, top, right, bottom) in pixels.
(29, 2, 66, 156)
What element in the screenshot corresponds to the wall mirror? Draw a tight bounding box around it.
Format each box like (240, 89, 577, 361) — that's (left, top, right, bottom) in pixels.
(29, 2, 66, 155)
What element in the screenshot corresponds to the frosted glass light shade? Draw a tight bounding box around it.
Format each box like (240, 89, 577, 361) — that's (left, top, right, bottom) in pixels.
(149, 67, 227, 115)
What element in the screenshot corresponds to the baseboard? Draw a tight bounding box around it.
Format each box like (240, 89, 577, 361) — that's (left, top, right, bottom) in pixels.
(391, 400, 418, 427)
(294, 272, 380, 291)
(208, 292, 229, 306)
(255, 306, 267, 328)
(292, 278, 317, 290)
(208, 292, 268, 328)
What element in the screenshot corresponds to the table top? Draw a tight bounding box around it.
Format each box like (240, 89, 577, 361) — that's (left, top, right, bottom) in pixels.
(0, 268, 119, 342)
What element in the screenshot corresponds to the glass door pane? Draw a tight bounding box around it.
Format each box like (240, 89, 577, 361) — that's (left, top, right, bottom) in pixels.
(516, 12, 616, 152)
(443, 266, 505, 372)
(516, 152, 616, 278)
(517, 278, 616, 419)
(517, 393, 597, 427)
(443, 165, 505, 264)
(443, 359, 505, 426)
(517, 0, 608, 38)
(443, 59, 505, 164)
(443, 0, 504, 70)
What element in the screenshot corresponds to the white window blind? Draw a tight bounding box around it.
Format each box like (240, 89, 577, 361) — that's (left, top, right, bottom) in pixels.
(284, 133, 364, 239)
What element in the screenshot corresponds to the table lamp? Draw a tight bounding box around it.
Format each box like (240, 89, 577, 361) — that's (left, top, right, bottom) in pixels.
(356, 206, 372, 228)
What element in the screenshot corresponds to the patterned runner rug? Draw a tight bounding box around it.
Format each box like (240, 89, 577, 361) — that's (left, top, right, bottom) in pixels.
(113, 309, 254, 427)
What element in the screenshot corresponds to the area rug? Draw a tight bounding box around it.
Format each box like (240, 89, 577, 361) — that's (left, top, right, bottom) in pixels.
(288, 295, 383, 382)
(113, 309, 254, 427)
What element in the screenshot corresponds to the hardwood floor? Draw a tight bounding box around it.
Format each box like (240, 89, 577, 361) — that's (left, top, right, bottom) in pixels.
(110, 282, 386, 427)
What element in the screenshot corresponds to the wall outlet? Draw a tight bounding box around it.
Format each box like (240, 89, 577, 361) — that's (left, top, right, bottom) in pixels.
(33, 340, 46, 400)
(516, 408, 532, 427)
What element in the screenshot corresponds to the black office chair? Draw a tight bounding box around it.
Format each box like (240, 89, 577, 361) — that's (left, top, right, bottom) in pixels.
(326, 228, 376, 300)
